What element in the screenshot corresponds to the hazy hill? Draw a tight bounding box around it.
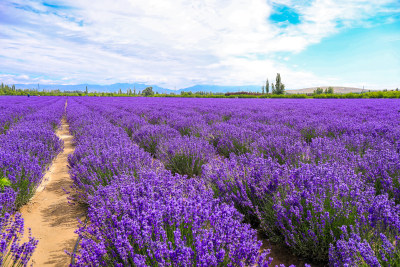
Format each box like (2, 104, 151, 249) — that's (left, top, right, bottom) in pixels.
(181, 85, 262, 93)
(286, 86, 374, 94)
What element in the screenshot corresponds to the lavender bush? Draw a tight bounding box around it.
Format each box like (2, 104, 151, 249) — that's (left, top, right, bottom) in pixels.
(209, 123, 258, 158)
(157, 136, 216, 177)
(0, 212, 38, 267)
(133, 124, 180, 156)
(67, 101, 161, 198)
(73, 171, 271, 266)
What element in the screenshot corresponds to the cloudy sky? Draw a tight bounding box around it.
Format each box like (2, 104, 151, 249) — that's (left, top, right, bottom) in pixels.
(0, 0, 399, 89)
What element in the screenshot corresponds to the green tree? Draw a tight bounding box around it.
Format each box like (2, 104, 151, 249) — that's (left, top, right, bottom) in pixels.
(85, 86, 88, 94)
(272, 83, 275, 94)
(261, 85, 265, 94)
(314, 87, 324, 94)
(143, 87, 154, 96)
(326, 87, 334, 94)
(274, 73, 285, 94)
(266, 79, 269, 94)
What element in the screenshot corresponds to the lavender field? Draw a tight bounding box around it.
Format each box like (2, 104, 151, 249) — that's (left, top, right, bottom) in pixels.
(0, 96, 64, 265)
(2, 96, 400, 266)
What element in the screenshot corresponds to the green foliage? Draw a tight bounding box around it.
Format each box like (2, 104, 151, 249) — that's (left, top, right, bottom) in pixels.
(314, 87, 324, 94)
(179, 127, 192, 137)
(124, 127, 133, 138)
(8, 169, 37, 208)
(276, 190, 359, 261)
(141, 138, 158, 156)
(301, 127, 317, 143)
(313, 90, 400, 99)
(314, 87, 334, 95)
(165, 153, 205, 177)
(1, 122, 10, 134)
(143, 87, 154, 97)
(325, 87, 334, 94)
(222, 115, 231, 121)
(274, 73, 285, 95)
(217, 139, 251, 158)
(0, 177, 11, 191)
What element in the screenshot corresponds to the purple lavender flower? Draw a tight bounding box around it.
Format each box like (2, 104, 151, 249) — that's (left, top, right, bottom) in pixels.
(157, 136, 216, 177)
(133, 124, 180, 156)
(72, 171, 269, 266)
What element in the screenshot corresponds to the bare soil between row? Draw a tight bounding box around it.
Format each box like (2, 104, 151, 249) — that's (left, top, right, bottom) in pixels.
(20, 117, 85, 266)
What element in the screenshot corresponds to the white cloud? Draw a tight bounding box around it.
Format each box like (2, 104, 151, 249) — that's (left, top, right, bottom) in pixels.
(0, 0, 398, 89)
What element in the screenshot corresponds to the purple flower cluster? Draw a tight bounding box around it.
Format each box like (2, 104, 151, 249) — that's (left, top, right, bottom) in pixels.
(0, 97, 64, 207)
(209, 123, 258, 158)
(75, 171, 270, 266)
(0, 96, 65, 266)
(133, 124, 180, 155)
(67, 100, 161, 198)
(67, 98, 272, 266)
(0, 97, 33, 134)
(329, 227, 400, 266)
(65, 97, 400, 266)
(0, 212, 38, 266)
(157, 136, 216, 177)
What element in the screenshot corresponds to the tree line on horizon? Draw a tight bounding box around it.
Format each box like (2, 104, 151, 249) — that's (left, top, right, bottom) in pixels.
(1, 81, 399, 98)
(314, 87, 334, 95)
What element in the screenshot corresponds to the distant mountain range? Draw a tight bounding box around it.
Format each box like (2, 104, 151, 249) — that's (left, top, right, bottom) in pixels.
(14, 83, 377, 94)
(14, 83, 263, 94)
(15, 83, 173, 93)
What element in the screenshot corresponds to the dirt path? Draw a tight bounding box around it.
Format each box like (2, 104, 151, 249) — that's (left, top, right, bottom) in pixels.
(20, 116, 85, 266)
(259, 232, 325, 267)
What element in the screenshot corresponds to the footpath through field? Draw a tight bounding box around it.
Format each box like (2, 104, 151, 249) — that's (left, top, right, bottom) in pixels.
(20, 107, 85, 266)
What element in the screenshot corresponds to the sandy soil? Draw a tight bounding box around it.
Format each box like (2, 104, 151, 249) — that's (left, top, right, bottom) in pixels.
(259, 232, 326, 267)
(20, 116, 85, 266)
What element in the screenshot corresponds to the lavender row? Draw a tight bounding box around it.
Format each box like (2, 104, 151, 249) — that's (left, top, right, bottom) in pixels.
(75, 97, 400, 266)
(0, 97, 65, 208)
(76, 99, 217, 178)
(0, 96, 65, 266)
(0, 96, 57, 134)
(66, 98, 271, 266)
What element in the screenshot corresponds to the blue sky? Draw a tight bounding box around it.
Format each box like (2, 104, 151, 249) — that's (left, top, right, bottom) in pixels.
(0, 0, 399, 89)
